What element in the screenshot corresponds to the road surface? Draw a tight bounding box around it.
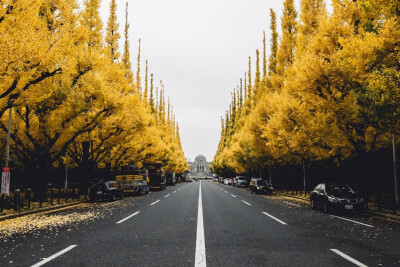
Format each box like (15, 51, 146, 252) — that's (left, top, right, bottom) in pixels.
(1, 181, 399, 266)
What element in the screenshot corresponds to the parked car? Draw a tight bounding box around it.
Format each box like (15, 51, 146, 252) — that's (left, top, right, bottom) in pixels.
(310, 183, 364, 214)
(219, 177, 225, 183)
(232, 177, 239, 187)
(223, 178, 230, 185)
(249, 178, 273, 194)
(90, 180, 123, 201)
(234, 176, 249, 187)
(228, 178, 233, 185)
(166, 172, 176, 186)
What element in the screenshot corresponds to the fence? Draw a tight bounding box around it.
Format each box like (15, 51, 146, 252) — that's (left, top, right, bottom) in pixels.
(0, 186, 88, 215)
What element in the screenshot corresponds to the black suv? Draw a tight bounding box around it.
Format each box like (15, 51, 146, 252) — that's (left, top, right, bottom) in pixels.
(249, 178, 273, 194)
(310, 183, 364, 213)
(90, 180, 123, 201)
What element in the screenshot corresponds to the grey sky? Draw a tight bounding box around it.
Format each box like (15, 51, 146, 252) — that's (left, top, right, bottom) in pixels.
(97, 0, 303, 162)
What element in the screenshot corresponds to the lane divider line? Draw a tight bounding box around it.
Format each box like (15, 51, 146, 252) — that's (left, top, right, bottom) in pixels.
(31, 245, 77, 267)
(150, 200, 160, 206)
(165, 194, 171, 198)
(224, 191, 228, 193)
(241, 200, 251, 206)
(262, 212, 287, 225)
(195, 181, 206, 267)
(173, 191, 177, 193)
(116, 211, 140, 224)
(231, 194, 237, 198)
(283, 201, 301, 207)
(330, 249, 368, 267)
(329, 215, 373, 228)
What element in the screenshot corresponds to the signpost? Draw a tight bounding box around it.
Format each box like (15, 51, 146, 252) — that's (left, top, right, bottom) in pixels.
(1, 167, 10, 195)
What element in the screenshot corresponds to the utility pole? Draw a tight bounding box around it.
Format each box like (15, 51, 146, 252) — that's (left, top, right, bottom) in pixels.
(393, 134, 399, 203)
(303, 158, 306, 197)
(64, 152, 69, 193)
(1, 108, 12, 211)
(5, 107, 12, 168)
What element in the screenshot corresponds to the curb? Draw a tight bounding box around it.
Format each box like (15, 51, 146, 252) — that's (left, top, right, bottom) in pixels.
(0, 201, 85, 221)
(275, 192, 400, 224)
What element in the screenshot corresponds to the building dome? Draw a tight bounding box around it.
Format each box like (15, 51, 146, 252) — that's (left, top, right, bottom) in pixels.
(190, 155, 210, 176)
(195, 154, 206, 160)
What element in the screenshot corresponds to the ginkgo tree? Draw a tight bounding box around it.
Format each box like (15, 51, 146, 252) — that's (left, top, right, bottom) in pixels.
(212, 0, 400, 199)
(0, 0, 188, 193)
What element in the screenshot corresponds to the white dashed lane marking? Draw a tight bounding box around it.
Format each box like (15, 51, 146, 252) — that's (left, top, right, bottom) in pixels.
(150, 200, 160, 206)
(31, 245, 77, 267)
(330, 249, 368, 267)
(116, 211, 140, 224)
(262, 212, 287, 225)
(241, 200, 251, 206)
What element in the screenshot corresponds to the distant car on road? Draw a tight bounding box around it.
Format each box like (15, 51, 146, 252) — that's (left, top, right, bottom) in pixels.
(310, 183, 364, 214)
(249, 178, 273, 194)
(90, 180, 123, 201)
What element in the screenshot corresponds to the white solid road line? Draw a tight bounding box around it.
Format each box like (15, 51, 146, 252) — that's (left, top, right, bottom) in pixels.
(283, 201, 301, 207)
(262, 212, 288, 225)
(165, 194, 171, 198)
(31, 245, 77, 267)
(150, 200, 160, 206)
(330, 249, 368, 267)
(330, 215, 374, 228)
(241, 200, 251, 206)
(116, 211, 140, 224)
(195, 181, 206, 267)
(231, 194, 237, 198)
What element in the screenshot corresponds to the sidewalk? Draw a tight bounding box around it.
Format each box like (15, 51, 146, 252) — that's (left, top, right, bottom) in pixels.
(0, 201, 84, 221)
(275, 191, 400, 224)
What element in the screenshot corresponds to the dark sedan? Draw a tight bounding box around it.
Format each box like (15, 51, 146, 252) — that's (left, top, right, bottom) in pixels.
(310, 183, 364, 214)
(90, 180, 124, 201)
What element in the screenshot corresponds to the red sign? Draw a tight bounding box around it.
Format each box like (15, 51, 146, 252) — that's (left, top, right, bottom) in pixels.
(1, 167, 10, 195)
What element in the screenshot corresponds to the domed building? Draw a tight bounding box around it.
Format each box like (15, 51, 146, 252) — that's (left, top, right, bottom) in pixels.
(189, 155, 210, 177)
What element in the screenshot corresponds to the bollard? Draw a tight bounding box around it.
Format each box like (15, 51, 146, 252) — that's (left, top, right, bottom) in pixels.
(14, 189, 20, 212)
(58, 184, 61, 204)
(1, 194, 4, 213)
(50, 187, 53, 205)
(27, 189, 31, 210)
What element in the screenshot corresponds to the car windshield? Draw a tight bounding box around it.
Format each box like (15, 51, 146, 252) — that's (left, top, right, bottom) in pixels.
(326, 184, 354, 194)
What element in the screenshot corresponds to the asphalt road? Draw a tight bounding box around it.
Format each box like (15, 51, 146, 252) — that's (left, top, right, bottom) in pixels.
(0, 180, 399, 266)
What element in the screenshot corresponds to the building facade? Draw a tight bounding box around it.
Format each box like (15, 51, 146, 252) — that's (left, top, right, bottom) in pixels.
(189, 155, 210, 177)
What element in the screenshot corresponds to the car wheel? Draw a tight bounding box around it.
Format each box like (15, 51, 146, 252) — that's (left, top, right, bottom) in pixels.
(311, 200, 315, 209)
(323, 202, 329, 213)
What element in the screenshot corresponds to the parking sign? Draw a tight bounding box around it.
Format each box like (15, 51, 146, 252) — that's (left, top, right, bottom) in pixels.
(1, 167, 10, 195)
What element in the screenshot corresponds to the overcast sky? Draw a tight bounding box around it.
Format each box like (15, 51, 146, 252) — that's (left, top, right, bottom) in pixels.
(96, 0, 304, 162)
